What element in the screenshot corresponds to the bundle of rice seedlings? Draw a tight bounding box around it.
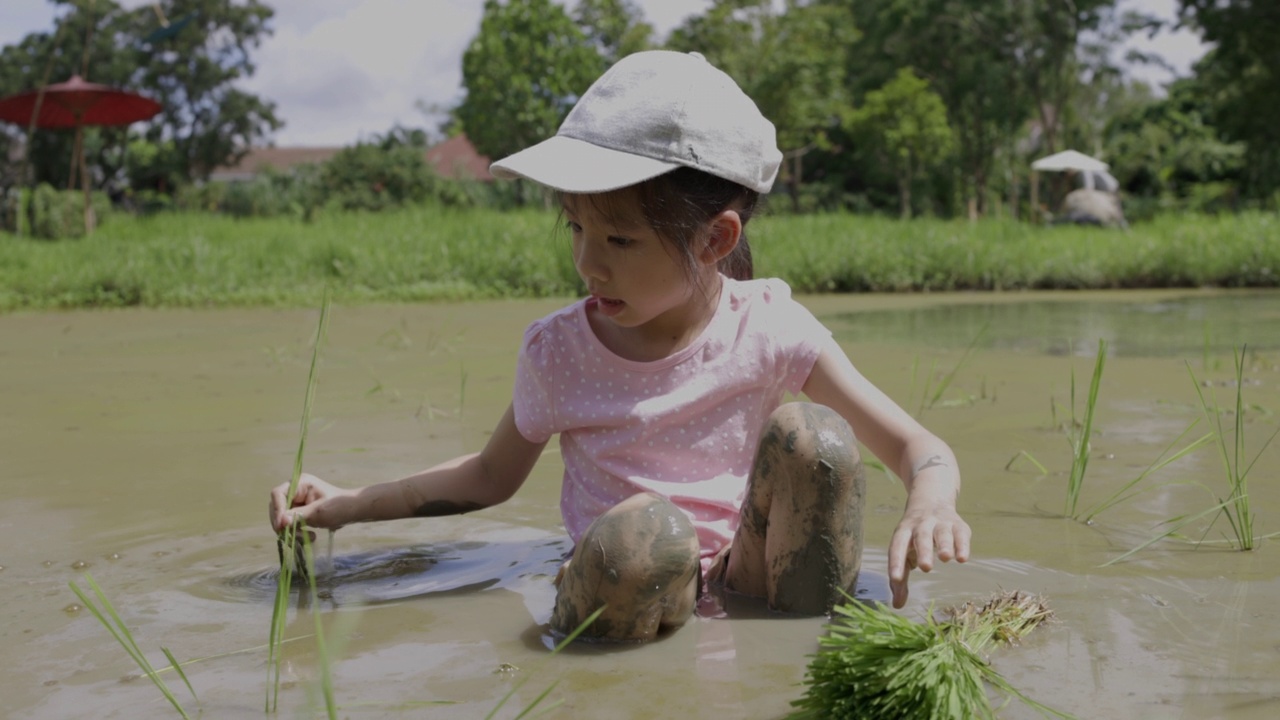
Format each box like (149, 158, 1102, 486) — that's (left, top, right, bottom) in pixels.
(790, 591, 1072, 720)
(267, 291, 333, 715)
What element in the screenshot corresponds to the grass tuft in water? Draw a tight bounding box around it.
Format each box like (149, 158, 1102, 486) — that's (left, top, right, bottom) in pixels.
(1105, 347, 1279, 565)
(914, 321, 989, 416)
(1079, 419, 1213, 524)
(1064, 340, 1106, 519)
(69, 574, 195, 719)
(1187, 346, 1278, 551)
(790, 591, 1071, 720)
(267, 289, 332, 713)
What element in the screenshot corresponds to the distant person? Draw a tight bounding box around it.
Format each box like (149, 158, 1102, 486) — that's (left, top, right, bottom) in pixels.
(269, 51, 970, 642)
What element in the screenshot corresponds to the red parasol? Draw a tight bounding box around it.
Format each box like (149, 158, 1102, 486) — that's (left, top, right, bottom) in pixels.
(0, 75, 161, 129)
(0, 76, 161, 234)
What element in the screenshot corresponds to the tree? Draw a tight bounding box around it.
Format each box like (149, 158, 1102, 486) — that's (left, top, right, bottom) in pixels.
(844, 68, 953, 218)
(575, 0, 653, 64)
(0, 0, 280, 191)
(1176, 0, 1280, 199)
(132, 0, 281, 185)
(455, 0, 601, 178)
(668, 0, 854, 211)
(1104, 78, 1244, 207)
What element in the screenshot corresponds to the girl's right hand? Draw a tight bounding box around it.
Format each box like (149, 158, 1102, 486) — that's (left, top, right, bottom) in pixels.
(269, 473, 354, 533)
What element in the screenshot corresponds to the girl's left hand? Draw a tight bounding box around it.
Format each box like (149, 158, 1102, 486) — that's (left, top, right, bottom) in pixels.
(886, 499, 971, 608)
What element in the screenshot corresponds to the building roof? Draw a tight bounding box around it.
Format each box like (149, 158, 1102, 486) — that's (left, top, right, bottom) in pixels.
(209, 135, 493, 183)
(425, 134, 493, 182)
(208, 146, 339, 182)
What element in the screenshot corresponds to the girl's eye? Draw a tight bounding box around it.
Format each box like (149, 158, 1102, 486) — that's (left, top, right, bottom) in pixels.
(607, 235, 632, 247)
(565, 221, 582, 233)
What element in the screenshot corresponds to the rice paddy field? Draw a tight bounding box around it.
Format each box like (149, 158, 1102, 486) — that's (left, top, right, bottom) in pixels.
(2, 211, 1279, 718)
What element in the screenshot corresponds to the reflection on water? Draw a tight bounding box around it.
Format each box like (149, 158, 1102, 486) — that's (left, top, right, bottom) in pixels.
(827, 291, 1280, 357)
(220, 538, 571, 607)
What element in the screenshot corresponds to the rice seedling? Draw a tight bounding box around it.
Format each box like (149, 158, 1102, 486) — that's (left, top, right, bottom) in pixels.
(914, 322, 989, 416)
(1186, 347, 1278, 550)
(267, 289, 332, 713)
(69, 574, 195, 719)
(1064, 340, 1107, 519)
(1078, 418, 1213, 524)
(790, 591, 1071, 720)
(1104, 347, 1279, 565)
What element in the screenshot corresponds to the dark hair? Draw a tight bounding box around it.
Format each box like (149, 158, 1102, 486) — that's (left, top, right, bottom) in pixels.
(558, 166, 761, 283)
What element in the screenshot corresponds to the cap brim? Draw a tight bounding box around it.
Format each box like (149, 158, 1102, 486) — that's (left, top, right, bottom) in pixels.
(489, 135, 679, 194)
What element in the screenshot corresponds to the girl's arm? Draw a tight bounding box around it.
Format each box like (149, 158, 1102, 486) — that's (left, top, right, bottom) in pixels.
(269, 404, 547, 532)
(801, 342, 971, 608)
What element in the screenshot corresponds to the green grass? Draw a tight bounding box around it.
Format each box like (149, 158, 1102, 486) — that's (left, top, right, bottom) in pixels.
(69, 574, 196, 719)
(1, 210, 1276, 311)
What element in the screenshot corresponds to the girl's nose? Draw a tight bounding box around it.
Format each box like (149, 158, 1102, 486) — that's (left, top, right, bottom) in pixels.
(574, 238, 608, 282)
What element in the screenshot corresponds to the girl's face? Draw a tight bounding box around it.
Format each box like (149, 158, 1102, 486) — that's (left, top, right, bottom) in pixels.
(563, 193, 718, 348)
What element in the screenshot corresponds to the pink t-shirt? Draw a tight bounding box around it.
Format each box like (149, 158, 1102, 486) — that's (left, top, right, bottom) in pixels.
(512, 277, 830, 566)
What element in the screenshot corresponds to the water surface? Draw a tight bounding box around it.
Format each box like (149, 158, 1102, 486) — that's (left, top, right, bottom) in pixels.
(2, 289, 1277, 718)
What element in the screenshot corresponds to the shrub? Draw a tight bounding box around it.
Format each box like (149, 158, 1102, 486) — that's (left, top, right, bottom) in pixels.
(319, 142, 437, 212)
(28, 183, 111, 239)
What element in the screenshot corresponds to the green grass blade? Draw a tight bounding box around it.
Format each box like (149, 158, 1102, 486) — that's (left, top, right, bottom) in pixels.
(529, 699, 568, 719)
(486, 605, 607, 720)
(161, 647, 198, 703)
(1066, 341, 1106, 518)
(483, 676, 532, 720)
(300, 525, 337, 719)
(926, 320, 989, 409)
(510, 679, 561, 720)
(268, 290, 331, 712)
(1238, 424, 1280, 484)
(70, 575, 191, 720)
(1004, 450, 1048, 475)
(285, 288, 332, 504)
(1102, 499, 1233, 566)
(550, 604, 607, 654)
(153, 635, 314, 675)
(1082, 421, 1213, 523)
(917, 357, 938, 416)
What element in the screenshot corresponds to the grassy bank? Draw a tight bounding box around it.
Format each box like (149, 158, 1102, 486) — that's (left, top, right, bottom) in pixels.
(1, 208, 1276, 310)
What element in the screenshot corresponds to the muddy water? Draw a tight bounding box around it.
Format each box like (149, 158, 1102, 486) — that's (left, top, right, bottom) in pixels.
(2, 289, 1278, 719)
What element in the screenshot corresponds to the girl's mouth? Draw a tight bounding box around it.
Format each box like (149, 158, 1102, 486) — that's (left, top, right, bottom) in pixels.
(596, 296, 625, 317)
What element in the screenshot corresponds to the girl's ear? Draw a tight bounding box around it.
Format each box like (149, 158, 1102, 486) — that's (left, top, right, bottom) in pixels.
(699, 209, 742, 265)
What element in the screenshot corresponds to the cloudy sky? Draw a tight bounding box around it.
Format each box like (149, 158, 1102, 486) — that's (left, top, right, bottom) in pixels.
(0, 0, 1207, 148)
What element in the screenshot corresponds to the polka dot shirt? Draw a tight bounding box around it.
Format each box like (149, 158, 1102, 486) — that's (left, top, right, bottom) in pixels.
(512, 277, 829, 564)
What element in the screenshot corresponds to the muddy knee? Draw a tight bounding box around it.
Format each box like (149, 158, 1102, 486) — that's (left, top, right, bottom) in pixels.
(552, 492, 699, 642)
(760, 403, 867, 614)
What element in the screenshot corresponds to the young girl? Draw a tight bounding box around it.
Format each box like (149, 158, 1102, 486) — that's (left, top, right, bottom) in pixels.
(269, 51, 970, 642)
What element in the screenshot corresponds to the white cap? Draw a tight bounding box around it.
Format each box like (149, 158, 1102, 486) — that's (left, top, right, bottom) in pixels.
(490, 51, 781, 194)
